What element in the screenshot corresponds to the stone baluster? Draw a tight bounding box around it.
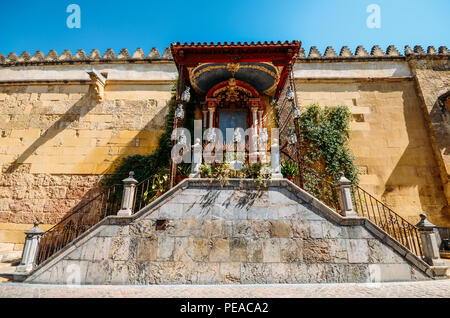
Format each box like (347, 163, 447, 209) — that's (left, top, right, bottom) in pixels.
(117, 171, 139, 217)
(208, 108, 215, 128)
(251, 107, 258, 135)
(271, 138, 283, 179)
(258, 110, 263, 133)
(415, 214, 447, 270)
(337, 172, 357, 217)
(190, 138, 202, 178)
(16, 222, 45, 273)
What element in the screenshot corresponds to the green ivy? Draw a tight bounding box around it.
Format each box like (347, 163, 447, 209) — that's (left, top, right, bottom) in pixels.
(299, 104, 359, 184)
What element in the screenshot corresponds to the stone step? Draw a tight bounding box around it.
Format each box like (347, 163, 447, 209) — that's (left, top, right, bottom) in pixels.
(0, 261, 18, 283)
(0, 251, 22, 263)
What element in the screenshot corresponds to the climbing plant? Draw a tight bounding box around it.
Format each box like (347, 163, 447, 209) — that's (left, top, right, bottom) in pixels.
(294, 104, 359, 207)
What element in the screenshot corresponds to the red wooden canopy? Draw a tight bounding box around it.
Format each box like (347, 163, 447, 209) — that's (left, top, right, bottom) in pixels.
(171, 41, 301, 99)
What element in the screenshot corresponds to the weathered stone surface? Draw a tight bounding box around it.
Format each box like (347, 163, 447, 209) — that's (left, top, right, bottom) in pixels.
(109, 237, 130, 261)
(269, 220, 292, 238)
(309, 221, 324, 238)
(328, 239, 348, 263)
(230, 238, 247, 262)
(347, 239, 369, 263)
(219, 262, 241, 284)
(209, 238, 230, 262)
(246, 238, 263, 263)
(156, 236, 175, 261)
(136, 237, 157, 261)
(270, 263, 291, 283)
(279, 238, 303, 263)
(241, 263, 271, 284)
(262, 238, 281, 263)
(25, 182, 432, 285)
(369, 264, 412, 282)
(290, 220, 310, 238)
(303, 239, 330, 263)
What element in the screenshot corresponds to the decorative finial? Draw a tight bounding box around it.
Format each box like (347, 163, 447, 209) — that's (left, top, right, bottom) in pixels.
(181, 87, 191, 103)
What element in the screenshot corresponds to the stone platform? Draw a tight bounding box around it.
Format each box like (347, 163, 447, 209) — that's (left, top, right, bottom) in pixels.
(24, 179, 436, 285)
(1, 280, 450, 298)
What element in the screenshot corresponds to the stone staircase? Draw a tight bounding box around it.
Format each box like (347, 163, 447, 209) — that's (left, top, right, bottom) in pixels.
(20, 179, 446, 285)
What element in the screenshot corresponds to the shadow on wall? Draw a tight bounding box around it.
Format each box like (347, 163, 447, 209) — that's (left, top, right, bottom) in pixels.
(430, 90, 450, 157)
(381, 89, 450, 226)
(1, 86, 170, 226)
(82, 103, 170, 176)
(5, 87, 97, 174)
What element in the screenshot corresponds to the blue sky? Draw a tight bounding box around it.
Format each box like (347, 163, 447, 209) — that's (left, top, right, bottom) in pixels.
(0, 0, 448, 56)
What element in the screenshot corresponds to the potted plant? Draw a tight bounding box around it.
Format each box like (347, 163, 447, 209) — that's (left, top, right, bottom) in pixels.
(176, 164, 191, 184)
(281, 160, 298, 182)
(152, 173, 169, 198)
(199, 163, 213, 178)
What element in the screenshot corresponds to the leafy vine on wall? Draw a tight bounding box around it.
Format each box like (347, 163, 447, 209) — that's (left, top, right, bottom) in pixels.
(298, 104, 359, 203)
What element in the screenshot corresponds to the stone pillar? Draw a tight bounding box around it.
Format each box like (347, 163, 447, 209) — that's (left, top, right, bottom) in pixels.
(16, 222, 45, 273)
(251, 107, 258, 134)
(202, 110, 208, 129)
(190, 138, 202, 178)
(337, 172, 357, 217)
(258, 110, 263, 132)
(416, 214, 446, 268)
(117, 171, 139, 217)
(271, 138, 283, 179)
(208, 108, 215, 129)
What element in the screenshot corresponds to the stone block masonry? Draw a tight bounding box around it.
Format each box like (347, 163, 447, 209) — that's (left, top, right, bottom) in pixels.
(0, 66, 175, 248)
(25, 180, 432, 285)
(0, 46, 448, 253)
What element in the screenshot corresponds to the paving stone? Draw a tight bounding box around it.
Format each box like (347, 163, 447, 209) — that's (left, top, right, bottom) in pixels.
(2, 280, 450, 298)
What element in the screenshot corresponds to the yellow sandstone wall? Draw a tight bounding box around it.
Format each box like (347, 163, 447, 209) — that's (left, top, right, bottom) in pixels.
(408, 57, 450, 210)
(0, 80, 174, 249)
(295, 79, 449, 227)
(0, 54, 449, 251)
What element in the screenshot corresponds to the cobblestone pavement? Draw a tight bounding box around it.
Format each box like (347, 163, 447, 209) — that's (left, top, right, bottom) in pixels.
(0, 279, 449, 298)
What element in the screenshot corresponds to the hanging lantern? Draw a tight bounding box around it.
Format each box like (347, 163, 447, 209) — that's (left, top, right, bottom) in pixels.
(291, 102, 301, 119)
(287, 129, 297, 145)
(175, 104, 184, 119)
(286, 85, 295, 102)
(181, 86, 191, 103)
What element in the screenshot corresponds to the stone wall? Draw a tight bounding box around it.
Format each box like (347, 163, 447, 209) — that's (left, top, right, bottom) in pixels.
(0, 54, 449, 251)
(409, 56, 450, 212)
(0, 62, 177, 248)
(25, 180, 430, 285)
(294, 60, 449, 227)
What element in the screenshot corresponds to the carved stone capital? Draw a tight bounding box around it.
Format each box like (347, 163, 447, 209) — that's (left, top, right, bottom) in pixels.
(87, 69, 108, 102)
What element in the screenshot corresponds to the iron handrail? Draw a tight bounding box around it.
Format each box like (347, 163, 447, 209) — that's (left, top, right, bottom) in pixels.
(351, 185, 423, 257)
(36, 183, 124, 265)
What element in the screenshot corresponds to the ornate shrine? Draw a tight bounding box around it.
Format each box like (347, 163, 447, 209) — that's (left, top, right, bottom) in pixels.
(171, 41, 301, 144)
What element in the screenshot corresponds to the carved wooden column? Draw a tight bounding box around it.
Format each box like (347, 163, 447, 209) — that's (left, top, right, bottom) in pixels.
(258, 110, 264, 133)
(202, 109, 208, 129)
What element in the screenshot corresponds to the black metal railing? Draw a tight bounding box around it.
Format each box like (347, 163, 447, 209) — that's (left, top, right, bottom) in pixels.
(351, 185, 423, 257)
(132, 176, 161, 213)
(35, 173, 168, 266)
(36, 184, 123, 265)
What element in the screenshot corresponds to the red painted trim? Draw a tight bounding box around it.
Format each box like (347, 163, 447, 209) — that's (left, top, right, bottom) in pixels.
(171, 41, 301, 98)
(206, 80, 260, 98)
